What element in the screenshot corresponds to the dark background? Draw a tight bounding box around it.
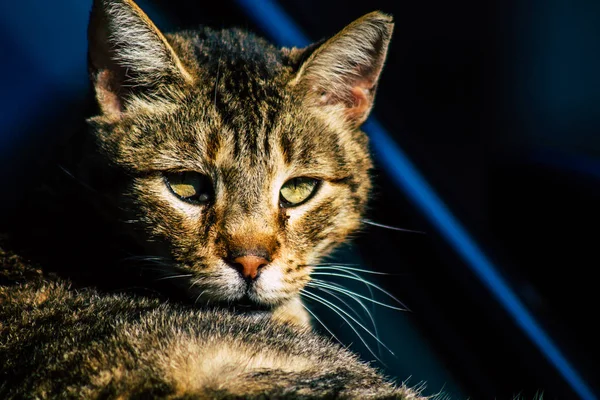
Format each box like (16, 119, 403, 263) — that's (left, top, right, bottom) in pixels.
(1, 0, 599, 399)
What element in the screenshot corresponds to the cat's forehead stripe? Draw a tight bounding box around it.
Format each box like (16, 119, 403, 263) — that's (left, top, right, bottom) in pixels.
(204, 125, 221, 163)
(279, 129, 294, 166)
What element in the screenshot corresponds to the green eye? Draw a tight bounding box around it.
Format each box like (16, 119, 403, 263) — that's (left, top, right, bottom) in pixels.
(164, 171, 212, 205)
(280, 177, 320, 207)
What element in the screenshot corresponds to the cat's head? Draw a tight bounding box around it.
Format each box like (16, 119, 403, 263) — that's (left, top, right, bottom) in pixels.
(86, 0, 392, 316)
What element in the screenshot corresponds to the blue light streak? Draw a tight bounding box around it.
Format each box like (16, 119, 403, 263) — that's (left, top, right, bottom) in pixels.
(233, 0, 597, 398)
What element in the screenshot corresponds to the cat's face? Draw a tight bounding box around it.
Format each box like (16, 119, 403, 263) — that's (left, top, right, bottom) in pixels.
(87, 0, 392, 312)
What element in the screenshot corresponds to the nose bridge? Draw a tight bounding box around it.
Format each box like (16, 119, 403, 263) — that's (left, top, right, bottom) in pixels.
(219, 200, 278, 258)
(222, 169, 274, 227)
(223, 164, 268, 212)
(217, 165, 279, 256)
(225, 219, 278, 258)
(222, 198, 274, 232)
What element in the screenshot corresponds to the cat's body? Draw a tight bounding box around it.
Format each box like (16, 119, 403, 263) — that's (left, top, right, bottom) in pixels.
(1, 245, 421, 399)
(0, 0, 424, 398)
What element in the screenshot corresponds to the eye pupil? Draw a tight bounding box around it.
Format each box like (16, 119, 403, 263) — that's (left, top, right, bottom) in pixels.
(165, 172, 212, 205)
(280, 177, 319, 207)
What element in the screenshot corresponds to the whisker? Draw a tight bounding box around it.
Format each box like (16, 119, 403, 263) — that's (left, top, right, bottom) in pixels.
(195, 290, 206, 305)
(121, 219, 140, 224)
(317, 267, 380, 317)
(189, 278, 202, 291)
(121, 255, 170, 263)
(362, 219, 426, 234)
(307, 263, 382, 298)
(307, 283, 370, 325)
(154, 274, 193, 282)
(301, 290, 386, 363)
(309, 262, 360, 267)
(58, 165, 99, 195)
(338, 269, 377, 315)
(311, 265, 391, 275)
(311, 271, 409, 311)
(312, 266, 378, 303)
(310, 280, 407, 311)
(300, 303, 346, 347)
(308, 283, 382, 355)
(301, 290, 395, 357)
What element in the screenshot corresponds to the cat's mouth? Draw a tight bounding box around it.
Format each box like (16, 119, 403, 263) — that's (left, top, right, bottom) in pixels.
(162, 263, 291, 311)
(227, 295, 275, 312)
(176, 279, 280, 312)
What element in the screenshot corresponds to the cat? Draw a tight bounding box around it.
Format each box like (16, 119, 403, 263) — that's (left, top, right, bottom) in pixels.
(0, 0, 426, 398)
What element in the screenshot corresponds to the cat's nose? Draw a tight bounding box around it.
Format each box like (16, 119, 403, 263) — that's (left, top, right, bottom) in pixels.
(231, 255, 269, 280)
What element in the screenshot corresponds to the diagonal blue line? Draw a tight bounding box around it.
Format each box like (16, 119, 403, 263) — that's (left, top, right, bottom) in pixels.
(233, 1, 597, 399)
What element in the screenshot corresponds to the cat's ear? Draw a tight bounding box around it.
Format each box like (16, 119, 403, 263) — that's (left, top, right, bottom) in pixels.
(291, 11, 393, 127)
(88, 0, 193, 118)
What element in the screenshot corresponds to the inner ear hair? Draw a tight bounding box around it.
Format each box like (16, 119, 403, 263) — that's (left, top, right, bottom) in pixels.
(88, 0, 192, 117)
(292, 11, 394, 126)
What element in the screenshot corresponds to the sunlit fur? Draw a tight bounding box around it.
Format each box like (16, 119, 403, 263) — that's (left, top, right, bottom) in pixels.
(86, 0, 393, 326)
(0, 244, 427, 399)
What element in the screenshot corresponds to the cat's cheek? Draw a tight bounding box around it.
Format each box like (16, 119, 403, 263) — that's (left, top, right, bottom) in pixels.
(252, 266, 286, 303)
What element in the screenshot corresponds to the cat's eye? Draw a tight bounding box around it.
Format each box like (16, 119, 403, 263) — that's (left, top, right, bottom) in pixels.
(280, 177, 320, 207)
(164, 171, 213, 205)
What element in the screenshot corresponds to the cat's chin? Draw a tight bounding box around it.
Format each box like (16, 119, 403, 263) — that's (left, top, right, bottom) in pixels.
(226, 295, 277, 312)
(185, 291, 282, 313)
(220, 296, 311, 328)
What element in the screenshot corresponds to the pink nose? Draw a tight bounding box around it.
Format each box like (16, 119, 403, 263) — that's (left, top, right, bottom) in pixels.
(233, 255, 268, 280)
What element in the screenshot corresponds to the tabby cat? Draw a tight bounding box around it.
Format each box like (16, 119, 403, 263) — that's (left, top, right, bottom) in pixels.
(0, 0, 425, 398)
